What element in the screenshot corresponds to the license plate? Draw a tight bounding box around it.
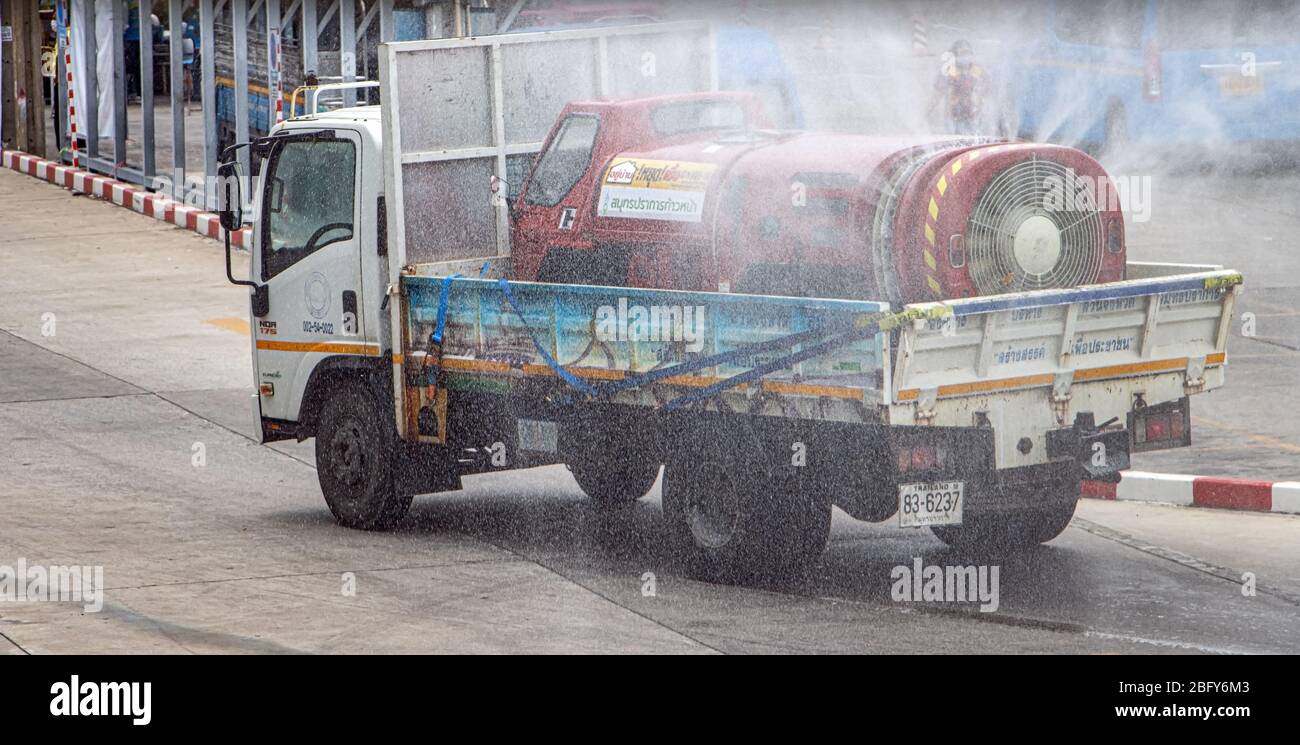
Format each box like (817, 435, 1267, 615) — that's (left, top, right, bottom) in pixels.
(898, 481, 964, 528)
(1220, 75, 1264, 97)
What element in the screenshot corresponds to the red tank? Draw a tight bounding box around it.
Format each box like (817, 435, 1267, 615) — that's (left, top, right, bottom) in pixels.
(512, 93, 1126, 305)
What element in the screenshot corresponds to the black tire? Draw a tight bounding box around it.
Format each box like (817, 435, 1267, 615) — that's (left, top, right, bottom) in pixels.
(314, 381, 412, 530)
(930, 477, 1080, 553)
(662, 447, 830, 583)
(568, 457, 661, 504)
(778, 469, 833, 561)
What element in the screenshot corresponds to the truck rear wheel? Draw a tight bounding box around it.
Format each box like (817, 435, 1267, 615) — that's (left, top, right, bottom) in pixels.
(929, 477, 1080, 553)
(662, 442, 830, 583)
(315, 382, 412, 531)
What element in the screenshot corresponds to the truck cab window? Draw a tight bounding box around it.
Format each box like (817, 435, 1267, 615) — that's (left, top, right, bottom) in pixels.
(525, 115, 599, 207)
(262, 138, 356, 281)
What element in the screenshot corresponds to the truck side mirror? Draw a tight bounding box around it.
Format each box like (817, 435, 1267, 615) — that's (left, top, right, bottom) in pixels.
(217, 161, 243, 231)
(218, 158, 260, 300)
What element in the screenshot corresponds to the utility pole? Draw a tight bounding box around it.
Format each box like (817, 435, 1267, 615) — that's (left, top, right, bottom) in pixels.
(1, 0, 48, 156)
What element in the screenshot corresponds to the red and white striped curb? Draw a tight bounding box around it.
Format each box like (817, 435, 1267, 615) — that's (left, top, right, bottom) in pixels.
(2, 149, 252, 248)
(1084, 473, 1300, 515)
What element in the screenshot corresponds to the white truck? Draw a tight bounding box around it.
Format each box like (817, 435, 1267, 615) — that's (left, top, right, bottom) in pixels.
(218, 23, 1241, 582)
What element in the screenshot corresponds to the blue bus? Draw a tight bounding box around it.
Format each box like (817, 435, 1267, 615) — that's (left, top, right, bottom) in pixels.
(1002, 0, 1300, 151)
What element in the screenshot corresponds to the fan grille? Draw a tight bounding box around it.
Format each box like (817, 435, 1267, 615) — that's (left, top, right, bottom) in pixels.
(965, 157, 1105, 295)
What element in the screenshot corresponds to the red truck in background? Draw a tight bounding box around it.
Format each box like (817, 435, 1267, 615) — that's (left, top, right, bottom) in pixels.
(510, 91, 1128, 306)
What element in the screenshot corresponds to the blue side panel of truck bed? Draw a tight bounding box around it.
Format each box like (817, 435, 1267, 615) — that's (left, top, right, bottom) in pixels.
(403, 277, 889, 395)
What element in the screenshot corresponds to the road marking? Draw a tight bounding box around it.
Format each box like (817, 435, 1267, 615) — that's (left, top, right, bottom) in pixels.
(1083, 631, 1253, 655)
(1074, 516, 1300, 607)
(204, 317, 249, 335)
(1194, 415, 1300, 454)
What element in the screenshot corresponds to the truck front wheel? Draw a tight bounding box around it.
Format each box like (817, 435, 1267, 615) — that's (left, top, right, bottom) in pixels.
(315, 382, 412, 530)
(929, 478, 1080, 553)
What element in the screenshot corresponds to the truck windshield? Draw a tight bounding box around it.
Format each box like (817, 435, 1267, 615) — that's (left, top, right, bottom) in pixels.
(525, 114, 599, 207)
(262, 138, 356, 281)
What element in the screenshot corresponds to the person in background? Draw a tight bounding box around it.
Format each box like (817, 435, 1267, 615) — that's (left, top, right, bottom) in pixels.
(181, 22, 196, 113)
(928, 39, 990, 136)
(124, 1, 141, 100)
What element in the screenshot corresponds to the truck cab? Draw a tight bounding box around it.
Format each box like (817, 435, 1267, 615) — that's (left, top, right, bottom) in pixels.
(229, 102, 389, 440)
(510, 91, 770, 286)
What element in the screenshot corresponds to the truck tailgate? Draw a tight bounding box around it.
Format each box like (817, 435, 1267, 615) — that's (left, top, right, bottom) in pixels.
(888, 267, 1242, 469)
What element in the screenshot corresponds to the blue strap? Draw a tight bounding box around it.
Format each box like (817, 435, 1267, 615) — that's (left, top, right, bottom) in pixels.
(431, 274, 462, 345)
(588, 314, 864, 398)
(496, 278, 599, 397)
(489, 275, 885, 405)
(661, 321, 881, 411)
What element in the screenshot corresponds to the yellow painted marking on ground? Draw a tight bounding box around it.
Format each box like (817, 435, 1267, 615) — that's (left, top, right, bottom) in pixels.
(936, 175, 947, 196)
(924, 250, 937, 271)
(967, 150, 981, 161)
(924, 223, 935, 246)
(205, 317, 249, 336)
(1194, 416, 1300, 455)
(927, 276, 943, 294)
(928, 197, 939, 220)
(950, 159, 962, 176)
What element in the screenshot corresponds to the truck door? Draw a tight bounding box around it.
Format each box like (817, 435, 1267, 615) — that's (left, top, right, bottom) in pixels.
(511, 113, 602, 282)
(251, 129, 367, 423)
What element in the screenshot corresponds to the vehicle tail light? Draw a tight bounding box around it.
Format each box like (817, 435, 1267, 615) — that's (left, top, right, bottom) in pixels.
(1168, 412, 1185, 440)
(1143, 40, 1162, 102)
(1144, 415, 1168, 443)
(895, 444, 948, 474)
(1131, 398, 1191, 452)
